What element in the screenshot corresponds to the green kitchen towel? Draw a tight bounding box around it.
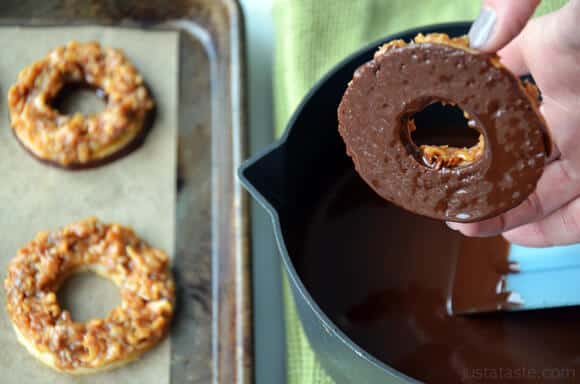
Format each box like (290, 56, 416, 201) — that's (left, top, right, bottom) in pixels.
(272, 1, 567, 383)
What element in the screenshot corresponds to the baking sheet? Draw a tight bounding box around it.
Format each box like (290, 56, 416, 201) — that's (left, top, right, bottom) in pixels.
(0, 26, 178, 384)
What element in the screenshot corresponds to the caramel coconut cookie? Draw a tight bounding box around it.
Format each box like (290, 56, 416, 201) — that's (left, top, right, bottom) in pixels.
(8, 41, 155, 168)
(4, 218, 174, 374)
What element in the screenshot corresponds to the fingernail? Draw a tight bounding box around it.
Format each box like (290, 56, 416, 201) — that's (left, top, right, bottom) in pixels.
(468, 7, 497, 49)
(446, 221, 459, 231)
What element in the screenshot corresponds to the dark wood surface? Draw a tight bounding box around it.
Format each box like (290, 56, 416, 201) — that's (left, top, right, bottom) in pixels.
(0, 1, 251, 383)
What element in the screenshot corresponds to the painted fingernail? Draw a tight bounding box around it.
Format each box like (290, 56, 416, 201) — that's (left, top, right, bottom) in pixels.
(446, 221, 459, 231)
(468, 7, 497, 49)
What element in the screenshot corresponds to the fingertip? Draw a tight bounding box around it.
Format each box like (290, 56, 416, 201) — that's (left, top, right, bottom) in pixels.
(470, 0, 540, 52)
(445, 219, 502, 237)
(446, 221, 460, 231)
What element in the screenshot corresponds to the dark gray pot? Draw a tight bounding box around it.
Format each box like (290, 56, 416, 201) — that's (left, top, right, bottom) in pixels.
(240, 22, 472, 384)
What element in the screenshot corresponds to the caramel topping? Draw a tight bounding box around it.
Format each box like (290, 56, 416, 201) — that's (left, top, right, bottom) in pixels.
(406, 116, 484, 170)
(420, 134, 485, 170)
(376, 33, 472, 57)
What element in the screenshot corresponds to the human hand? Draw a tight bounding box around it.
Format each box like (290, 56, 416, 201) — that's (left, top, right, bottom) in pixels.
(448, 0, 580, 247)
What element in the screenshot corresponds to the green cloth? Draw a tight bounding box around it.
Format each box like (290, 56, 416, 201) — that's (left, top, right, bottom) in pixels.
(271, 1, 567, 383)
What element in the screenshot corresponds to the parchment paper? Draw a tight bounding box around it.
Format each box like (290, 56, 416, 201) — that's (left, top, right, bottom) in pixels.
(0, 27, 178, 384)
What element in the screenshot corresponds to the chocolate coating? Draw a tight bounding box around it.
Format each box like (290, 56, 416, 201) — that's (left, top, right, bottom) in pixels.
(338, 36, 549, 222)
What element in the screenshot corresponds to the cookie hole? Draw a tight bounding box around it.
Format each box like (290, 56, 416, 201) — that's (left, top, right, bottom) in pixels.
(51, 83, 106, 115)
(406, 102, 483, 169)
(57, 270, 120, 322)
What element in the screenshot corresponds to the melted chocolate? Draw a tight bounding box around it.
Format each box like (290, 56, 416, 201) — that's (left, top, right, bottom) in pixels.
(338, 41, 548, 222)
(298, 170, 580, 383)
(451, 236, 522, 314)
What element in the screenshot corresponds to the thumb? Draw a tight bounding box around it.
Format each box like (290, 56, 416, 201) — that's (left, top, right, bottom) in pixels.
(469, 0, 540, 51)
